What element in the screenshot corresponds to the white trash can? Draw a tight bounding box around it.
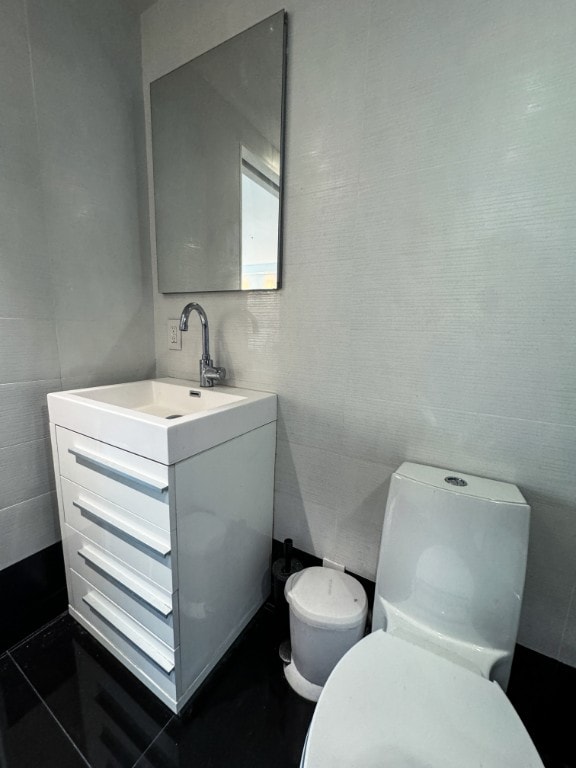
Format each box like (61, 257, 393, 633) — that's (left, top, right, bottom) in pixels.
(284, 566, 367, 701)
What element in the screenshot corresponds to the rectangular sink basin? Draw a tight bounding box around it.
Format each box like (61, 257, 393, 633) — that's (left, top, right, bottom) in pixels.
(75, 379, 245, 419)
(48, 378, 277, 464)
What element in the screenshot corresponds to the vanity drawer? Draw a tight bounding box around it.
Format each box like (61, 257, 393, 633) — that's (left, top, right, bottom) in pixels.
(56, 427, 171, 531)
(66, 526, 177, 648)
(62, 478, 176, 592)
(70, 570, 177, 706)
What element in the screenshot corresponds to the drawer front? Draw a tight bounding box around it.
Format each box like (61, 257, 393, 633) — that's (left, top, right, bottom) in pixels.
(62, 478, 175, 592)
(56, 427, 171, 531)
(66, 526, 177, 648)
(70, 570, 177, 705)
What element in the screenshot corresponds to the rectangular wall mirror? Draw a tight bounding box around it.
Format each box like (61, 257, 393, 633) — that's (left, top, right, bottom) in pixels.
(150, 10, 287, 293)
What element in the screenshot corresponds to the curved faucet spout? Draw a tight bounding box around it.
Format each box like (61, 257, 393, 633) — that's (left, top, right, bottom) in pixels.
(178, 302, 226, 388)
(179, 302, 210, 361)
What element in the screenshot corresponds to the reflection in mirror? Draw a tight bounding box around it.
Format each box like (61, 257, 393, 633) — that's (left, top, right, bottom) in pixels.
(241, 147, 280, 289)
(150, 11, 287, 293)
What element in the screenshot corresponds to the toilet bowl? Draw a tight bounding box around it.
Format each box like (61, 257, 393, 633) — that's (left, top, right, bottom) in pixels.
(301, 631, 544, 768)
(298, 462, 543, 767)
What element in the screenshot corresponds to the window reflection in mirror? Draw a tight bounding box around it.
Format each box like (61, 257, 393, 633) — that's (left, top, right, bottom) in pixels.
(150, 11, 286, 293)
(241, 147, 279, 290)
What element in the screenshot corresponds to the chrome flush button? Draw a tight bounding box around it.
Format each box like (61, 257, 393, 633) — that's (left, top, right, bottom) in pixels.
(445, 476, 468, 487)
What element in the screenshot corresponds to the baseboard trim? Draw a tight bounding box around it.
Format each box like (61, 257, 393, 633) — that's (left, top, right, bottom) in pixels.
(0, 542, 67, 653)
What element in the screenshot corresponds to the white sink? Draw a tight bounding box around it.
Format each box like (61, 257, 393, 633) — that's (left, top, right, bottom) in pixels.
(48, 378, 277, 464)
(73, 379, 246, 418)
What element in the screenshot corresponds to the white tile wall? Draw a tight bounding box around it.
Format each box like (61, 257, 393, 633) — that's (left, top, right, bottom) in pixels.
(0, 493, 60, 571)
(0, 380, 60, 449)
(142, 0, 576, 665)
(0, 439, 54, 511)
(0, 0, 155, 569)
(560, 588, 576, 666)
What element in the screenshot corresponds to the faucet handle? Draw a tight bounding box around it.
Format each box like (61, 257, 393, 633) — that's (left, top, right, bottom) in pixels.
(205, 366, 226, 384)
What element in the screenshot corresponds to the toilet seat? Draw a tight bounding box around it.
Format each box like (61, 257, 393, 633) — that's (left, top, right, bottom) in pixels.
(301, 630, 544, 768)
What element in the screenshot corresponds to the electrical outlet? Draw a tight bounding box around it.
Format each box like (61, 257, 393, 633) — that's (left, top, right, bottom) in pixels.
(167, 319, 181, 350)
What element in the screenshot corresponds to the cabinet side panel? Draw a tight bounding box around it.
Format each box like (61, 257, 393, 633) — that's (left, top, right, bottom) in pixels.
(175, 422, 276, 699)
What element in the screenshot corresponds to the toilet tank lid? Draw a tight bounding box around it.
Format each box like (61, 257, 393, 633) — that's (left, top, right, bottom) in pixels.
(285, 567, 368, 630)
(396, 462, 528, 505)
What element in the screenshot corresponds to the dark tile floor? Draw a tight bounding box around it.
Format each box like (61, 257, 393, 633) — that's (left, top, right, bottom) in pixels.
(1, 607, 313, 768)
(508, 644, 576, 768)
(1, 605, 573, 768)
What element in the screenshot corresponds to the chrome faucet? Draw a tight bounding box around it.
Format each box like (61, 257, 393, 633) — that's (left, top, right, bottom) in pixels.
(179, 302, 226, 387)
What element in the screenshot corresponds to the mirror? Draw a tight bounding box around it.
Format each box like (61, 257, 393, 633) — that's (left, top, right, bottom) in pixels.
(150, 11, 287, 293)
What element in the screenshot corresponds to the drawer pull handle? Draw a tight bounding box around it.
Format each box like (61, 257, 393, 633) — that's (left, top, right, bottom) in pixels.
(73, 496, 171, 557)
(82, 591, 175, 674)
(79, 545, 173, 617)
(68, 447, 168, 494)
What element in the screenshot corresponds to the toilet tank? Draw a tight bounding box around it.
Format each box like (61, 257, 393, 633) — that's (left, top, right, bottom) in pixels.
(372, 463, 530, 689)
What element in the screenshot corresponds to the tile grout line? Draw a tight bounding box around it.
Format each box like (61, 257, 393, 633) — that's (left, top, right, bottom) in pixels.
(8, 615, 173, 768)
(0, 436, 56, 452)
(130, 715, 175, 768)
(7, 651, 92, 768)
(0, 377, 62, 387)
(6, 610, 68, 655)
(0, 489, 57, 518)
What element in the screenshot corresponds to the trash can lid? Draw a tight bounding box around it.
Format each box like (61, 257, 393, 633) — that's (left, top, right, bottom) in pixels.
(285, 566, 368, 630)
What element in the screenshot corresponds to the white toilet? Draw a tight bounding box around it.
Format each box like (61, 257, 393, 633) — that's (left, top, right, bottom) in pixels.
(300, 462, 545, 768)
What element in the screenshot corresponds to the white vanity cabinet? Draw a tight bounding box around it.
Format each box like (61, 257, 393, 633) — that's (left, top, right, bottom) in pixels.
(48, 380, 276, 714)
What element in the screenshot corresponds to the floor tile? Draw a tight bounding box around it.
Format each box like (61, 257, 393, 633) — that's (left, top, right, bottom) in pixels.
(135, 608, 315, 768)
(12, 606, 572, 768)
(10, 614, 173, 767)
(0, 652, 87, 767)
(508, 645, 576, 768)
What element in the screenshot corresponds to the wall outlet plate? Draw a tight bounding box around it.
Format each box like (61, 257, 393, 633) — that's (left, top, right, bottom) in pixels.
(167, 319, 181, 350)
